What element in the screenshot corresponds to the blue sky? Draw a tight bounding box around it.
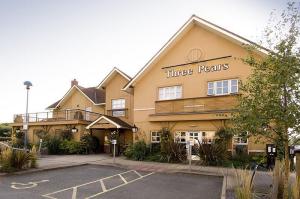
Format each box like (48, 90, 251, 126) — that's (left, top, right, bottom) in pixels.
(0, 0, 288, 122)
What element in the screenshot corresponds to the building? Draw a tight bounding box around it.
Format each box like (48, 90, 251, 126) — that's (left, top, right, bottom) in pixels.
(11, 15, 270, 154)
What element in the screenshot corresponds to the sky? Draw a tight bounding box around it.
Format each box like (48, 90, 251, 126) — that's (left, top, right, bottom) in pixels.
(0, 0, 289, 123)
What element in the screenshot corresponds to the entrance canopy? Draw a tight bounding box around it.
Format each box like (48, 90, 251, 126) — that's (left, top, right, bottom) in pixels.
(86, 115, 133, 130)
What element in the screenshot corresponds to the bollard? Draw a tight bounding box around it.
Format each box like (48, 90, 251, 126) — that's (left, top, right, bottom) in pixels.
(295, 149, 300, 179)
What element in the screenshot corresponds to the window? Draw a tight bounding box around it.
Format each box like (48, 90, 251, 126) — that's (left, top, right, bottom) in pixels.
(202, 131, 215, 144)
(112, 99, 125, 117)
(207, 79, 238, 96)
(175, 131, 187, 143)
(158, 85, 182, 100)
(233, 132, 248, 145)
(151, 131, 161, 143)
(189, 132, 201, 144)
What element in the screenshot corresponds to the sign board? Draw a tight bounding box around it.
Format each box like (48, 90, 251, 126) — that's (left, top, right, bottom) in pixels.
(112, 140, 117, 145)
(23, 124, 28, 130)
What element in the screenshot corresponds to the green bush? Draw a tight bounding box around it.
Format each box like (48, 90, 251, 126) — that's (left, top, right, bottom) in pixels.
(45, 137, 62, 155)
(124, 141, 148, 161)
(0, 148, 37, 172)
(59, 140, 84, 154)
(61, 130, 73, 141)
(80, 134, 100, 154)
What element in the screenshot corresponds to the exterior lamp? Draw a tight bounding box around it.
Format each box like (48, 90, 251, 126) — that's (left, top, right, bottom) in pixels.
(16, 129, 21, 133)
(132, 124, 138, 133)
(23, 81, 32, 149)
(71, 127, 78, 133)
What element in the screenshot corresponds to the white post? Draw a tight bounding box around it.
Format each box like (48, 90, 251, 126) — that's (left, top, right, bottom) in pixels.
(112, 139, 117, 164)
(189, 143, 192, 172)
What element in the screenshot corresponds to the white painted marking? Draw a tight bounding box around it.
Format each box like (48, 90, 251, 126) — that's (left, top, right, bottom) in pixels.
(72, 187, 77, 199)
(118, 174, 127, 184)
(42, 170, 136, 198)
(85, 172, 154, 199)
(11, 180, 49, 190)
(100, 180, 107, 192)
(133, 170, 143, 177)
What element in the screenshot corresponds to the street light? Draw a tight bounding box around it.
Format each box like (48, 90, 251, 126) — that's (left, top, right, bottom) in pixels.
(23, 81, 32, 149)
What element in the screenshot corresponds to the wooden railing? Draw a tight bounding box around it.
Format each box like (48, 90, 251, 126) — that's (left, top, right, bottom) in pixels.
(155, 95, 238, 114)
(13, 109, 101, 123)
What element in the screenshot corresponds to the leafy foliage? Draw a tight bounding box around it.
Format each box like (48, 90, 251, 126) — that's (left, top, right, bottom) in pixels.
(232, 3, 300, 198)
(195, 128, 231, 166)
(45, 136, 62, 155)
(0, 148, 37, 172)
(80, 134, 100, 154)
(59, 140, 84, 154)
(0, 123, 11, 137)
(124, 140, 148, 161)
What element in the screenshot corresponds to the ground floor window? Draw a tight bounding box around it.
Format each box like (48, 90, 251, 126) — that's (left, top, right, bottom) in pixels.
(174, 131, 215, 144)
(233, 132, 248, 145)
(151, 131, 161, 143)
(174, 131, 187, 143)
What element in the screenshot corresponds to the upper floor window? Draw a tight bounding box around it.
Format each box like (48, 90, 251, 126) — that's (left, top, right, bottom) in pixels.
(111, 99, 125, 117)
(207, 79, 238, 96)
(158, 85, 182, 100)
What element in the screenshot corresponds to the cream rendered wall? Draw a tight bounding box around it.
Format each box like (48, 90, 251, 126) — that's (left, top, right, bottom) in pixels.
(57, 89, 105, 114)
(132, 23, 266, 151)
(104, 73, 133, 124)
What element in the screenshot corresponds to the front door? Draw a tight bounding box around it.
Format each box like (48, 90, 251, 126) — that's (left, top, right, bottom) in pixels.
(188, 131, 202, 145)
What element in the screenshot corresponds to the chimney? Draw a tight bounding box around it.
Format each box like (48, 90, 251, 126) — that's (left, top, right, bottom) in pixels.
(71, 79, 78, 87)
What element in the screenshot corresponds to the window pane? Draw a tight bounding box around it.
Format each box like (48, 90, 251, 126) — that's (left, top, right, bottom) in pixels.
(231, 86, 238, 93)
(231, 79, 238, 86)
(216, 88, 222, 94)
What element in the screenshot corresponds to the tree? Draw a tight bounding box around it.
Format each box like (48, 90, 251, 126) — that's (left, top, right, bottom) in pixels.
(232, 2, 300, 198)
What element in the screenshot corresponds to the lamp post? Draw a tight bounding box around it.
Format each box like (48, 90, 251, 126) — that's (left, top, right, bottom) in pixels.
(23, 81, 32, 149)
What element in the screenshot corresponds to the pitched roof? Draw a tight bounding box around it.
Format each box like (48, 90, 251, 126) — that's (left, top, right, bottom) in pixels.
(47, 86, 105, 109)
(97, 67, 131, 89)
(86, 115, 133, 129)
(123, 15, 268, 90)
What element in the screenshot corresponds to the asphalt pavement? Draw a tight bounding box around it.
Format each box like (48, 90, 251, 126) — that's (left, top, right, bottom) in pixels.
(0, 165, 223, 199)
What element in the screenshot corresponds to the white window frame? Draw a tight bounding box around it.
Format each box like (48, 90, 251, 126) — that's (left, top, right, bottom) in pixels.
(158, 85, 182, 100)
(151, 131, 161, 143)
(174, 131, 187, 143)
(207, 79, 239, 96)
(111, 99, 125, 117)
(233, 132, 248, 145)
(202, 131, 215, 144)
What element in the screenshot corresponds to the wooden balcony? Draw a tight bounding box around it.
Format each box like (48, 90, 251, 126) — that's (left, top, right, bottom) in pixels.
(154, 95, 238, 115)
(13, 109, 101, 124)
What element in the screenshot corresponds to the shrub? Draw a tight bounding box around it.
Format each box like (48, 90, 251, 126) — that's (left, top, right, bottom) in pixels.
(45, 137, 62, 155)
(124, 141, 148, 161)
(61, 130, 73, 141)
(234, 168, 253, 199)
(80, 134, 100, 154)
(0, 148, 13, 172)
(59, 140, 84, 154)
(0, 148, 37, 172)
(195, 128, 232, 166)
(159, 128, 186, 163)
(30, 145, 38, 168)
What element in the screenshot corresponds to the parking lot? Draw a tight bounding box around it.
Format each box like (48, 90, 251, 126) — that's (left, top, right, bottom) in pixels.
(0, 165, 223, 199)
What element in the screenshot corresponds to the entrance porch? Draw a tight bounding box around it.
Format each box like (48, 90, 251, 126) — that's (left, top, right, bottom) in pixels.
(86, 115, 134, 155)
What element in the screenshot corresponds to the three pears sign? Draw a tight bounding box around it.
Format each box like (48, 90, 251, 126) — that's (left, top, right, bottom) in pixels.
(165, 63, 229, 78)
